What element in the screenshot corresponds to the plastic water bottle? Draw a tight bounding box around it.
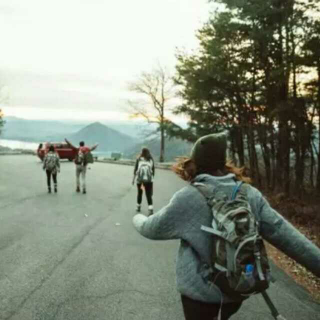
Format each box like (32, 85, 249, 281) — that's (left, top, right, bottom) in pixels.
(245, 264, 254, 275)
(245, 264, 255, 288)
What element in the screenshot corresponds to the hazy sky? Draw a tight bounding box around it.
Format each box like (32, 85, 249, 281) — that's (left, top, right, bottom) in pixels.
(0, 0, 213, 122)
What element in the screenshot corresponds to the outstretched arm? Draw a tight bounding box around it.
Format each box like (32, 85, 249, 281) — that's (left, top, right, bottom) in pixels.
(258, 195, 320, 277)
(132, 188, 187, 240)
(65, 138, 77, 150)
(90, 144, 99, 151)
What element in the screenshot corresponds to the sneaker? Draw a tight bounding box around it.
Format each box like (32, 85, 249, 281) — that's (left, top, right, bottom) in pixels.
(83, 189, 86, 194)
(136, 205, 141, 212)
(76, 187, 80, 193)
(148, 205, 153, 216)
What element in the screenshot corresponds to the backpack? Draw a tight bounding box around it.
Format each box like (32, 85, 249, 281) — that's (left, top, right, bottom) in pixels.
(45, 153, 58, 171)
(194, 181, 271, 300)
(83, 151, 94, 164)
(75, 151, 85, 165)
(136, 158, 153, 183)
(75, 150, 94, 165)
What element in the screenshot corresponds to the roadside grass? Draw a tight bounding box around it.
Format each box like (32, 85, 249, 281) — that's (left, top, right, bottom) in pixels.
(265, 192, 320, 303)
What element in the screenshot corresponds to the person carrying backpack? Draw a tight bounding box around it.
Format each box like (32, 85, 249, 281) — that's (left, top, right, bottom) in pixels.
(133, 147, 155, 215)
(43, 145, 60, 193)
(65, 139, 98, 194)
(132, 132, 320, 320)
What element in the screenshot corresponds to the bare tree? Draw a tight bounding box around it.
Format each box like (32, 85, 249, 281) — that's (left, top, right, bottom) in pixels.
(128, 65, 176, 162)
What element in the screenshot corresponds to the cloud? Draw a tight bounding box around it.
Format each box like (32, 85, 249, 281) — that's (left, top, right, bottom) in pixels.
(0, 0, 212, 120)
(0, 4, 17, 15)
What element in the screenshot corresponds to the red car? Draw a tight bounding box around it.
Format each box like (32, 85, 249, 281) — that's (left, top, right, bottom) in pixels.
(37, 142, 78, 161)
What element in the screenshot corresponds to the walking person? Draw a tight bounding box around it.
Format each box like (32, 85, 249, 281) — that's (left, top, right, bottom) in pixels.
(43, 145, 60, 193)
(132, 133, 320, 320)
(133, 147, 155, 215)
(65, 139, 98, 194)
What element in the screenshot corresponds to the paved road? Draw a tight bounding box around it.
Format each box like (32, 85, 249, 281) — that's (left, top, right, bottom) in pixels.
(0, 155, 319, 320)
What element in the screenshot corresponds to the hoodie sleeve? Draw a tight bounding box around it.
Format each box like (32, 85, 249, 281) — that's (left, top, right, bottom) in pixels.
(132, 189, 187, 240)
(258, 195, 320, 277)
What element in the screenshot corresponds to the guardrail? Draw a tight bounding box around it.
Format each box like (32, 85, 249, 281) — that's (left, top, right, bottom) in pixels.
(0, 151, 36, 155)
(95, 157, 173, 170)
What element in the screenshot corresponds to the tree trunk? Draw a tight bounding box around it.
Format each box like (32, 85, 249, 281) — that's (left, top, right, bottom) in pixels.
(159, 117, 165, 163)
(317, 64, 320, 191)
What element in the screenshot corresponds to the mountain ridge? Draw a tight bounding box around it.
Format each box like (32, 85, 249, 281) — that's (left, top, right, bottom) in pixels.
(67, 122, 137, 152)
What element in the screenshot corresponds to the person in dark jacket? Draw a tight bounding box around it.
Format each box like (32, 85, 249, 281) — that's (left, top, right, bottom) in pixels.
(132, 132, 320, 320)
(133, 147, 155, 215)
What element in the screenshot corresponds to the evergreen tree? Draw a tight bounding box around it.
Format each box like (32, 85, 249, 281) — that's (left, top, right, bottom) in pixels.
(174, 0, 320, 195)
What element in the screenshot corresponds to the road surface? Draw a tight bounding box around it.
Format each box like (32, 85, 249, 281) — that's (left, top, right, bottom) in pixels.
(0, 155, 319, 320)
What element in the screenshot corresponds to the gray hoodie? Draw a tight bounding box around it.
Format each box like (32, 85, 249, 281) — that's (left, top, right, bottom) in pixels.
(133, 173, 320, 303)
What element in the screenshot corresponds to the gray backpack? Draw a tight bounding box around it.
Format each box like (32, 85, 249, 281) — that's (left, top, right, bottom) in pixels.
(45, 153, 58, 172)
(194, 181, 271, 299)
(136, 159, 153, 183)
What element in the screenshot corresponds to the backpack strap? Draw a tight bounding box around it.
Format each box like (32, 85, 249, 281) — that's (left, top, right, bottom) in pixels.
(192, 182, 216, 204)
(231, 181, 244, 200)
(200, 225, 229, 240)
(261, 291, 287, 320)
(226, 242, 237, 274)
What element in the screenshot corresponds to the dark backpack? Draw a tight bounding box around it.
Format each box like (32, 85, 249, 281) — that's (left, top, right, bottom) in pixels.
(194, 181, 271, 299)
(83, 151, 94, 164)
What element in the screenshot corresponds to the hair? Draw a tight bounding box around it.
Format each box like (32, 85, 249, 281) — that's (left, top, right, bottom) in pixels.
(79, 141, 85, 147)
(139, 147, 152, 161)
(48, 145, 55, 152)
(172, 157, 252, 184)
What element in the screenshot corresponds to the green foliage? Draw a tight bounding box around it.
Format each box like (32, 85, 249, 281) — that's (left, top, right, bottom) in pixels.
(174, 0, 320, 194)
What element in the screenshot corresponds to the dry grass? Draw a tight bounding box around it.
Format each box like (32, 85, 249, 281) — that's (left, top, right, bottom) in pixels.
(265, 192, 320, 303)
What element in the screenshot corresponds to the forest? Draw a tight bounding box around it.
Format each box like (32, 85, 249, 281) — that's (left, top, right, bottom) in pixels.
(170, 0, 320, 196)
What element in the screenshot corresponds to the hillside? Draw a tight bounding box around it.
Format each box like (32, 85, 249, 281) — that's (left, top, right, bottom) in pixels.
(1, 116, 156, 142)
(1, 117, 83, 142)
(67, 122, 137, 152)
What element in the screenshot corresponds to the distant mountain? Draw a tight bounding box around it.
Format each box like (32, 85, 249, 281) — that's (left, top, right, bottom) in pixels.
(1, 117, 83, 142)
(66, 122, 137, 152)
(1, 116, 156, 142)
(124, 137, 192, 162)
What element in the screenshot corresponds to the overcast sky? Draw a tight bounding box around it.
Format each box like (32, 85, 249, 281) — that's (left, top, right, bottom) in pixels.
(0, 0, 214, 122)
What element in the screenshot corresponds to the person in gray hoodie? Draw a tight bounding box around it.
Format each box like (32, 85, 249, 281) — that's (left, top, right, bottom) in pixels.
(132, 132, 320, 320)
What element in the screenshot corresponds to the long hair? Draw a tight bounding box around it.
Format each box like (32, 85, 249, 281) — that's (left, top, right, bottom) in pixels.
(48, 145, 55, 152)
(172, 157, 252, 184)
(139, 147, 152, 161)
